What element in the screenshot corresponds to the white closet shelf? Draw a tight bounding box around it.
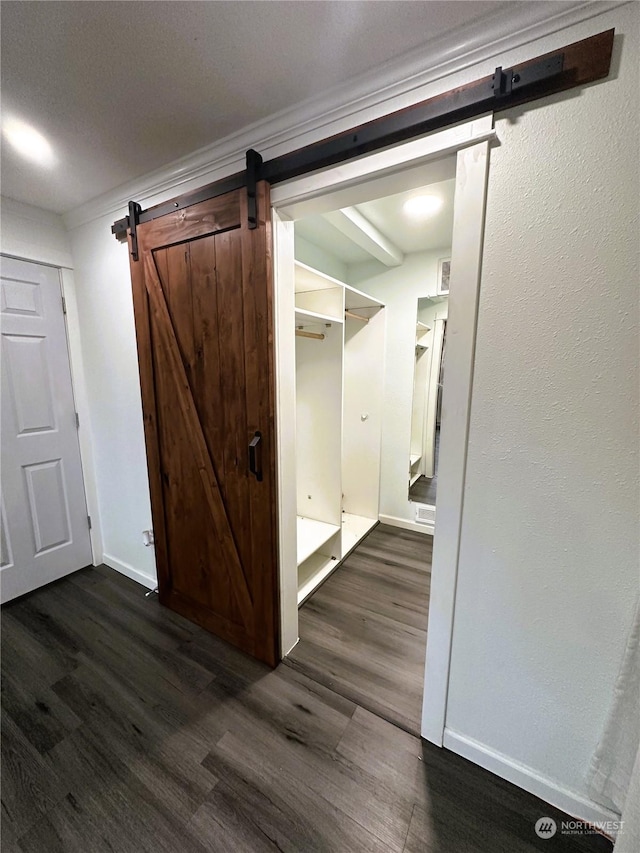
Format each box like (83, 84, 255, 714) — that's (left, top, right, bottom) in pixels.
(410, 454, 422, 466)
(296, 516, 340, 566)
(409, 472, 422, 487)
(295, 307, 343, 326)
(297, 552, 338, 606)
(344, 283, 384, 312)
(416, 321, 431, 332)
(294, 261, 345, 293)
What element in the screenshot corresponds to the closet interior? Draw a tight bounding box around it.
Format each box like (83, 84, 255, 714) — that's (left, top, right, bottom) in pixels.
(282, 163, 457, 617)
(294, 261, 385, 604)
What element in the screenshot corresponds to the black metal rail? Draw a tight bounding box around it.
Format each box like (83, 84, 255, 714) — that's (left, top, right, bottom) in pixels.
(112, 28, 615, 246)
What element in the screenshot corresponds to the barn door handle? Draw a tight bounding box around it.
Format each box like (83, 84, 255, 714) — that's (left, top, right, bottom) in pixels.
(249, 432, 263, 482)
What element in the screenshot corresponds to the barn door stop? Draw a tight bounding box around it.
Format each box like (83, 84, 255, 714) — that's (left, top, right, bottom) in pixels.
(491, 54, 564, 98)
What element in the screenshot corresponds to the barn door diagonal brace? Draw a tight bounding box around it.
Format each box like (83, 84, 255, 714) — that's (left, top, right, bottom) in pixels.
(128, 201, 142, 261)
(246, 148, 263, 229)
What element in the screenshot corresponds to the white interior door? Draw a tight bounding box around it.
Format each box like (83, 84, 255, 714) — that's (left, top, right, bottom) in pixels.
(1, 256, 92, 602)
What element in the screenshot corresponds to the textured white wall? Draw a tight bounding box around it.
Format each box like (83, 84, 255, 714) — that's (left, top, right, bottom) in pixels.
(352, 250, 447, 522)
(1, 197, 73, 268)
(445, 2, 639, 807)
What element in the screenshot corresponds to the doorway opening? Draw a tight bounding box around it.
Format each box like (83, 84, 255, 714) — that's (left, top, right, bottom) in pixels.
(285, 169, 455, 734)
(273, 117, 492, 744)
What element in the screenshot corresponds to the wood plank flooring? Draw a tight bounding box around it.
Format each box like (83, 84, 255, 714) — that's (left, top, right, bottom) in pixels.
(1, 560, 612, 852)
(286, 524, 431, 736)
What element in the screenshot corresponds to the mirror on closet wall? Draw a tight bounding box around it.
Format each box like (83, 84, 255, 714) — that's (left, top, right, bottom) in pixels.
(408, 295, 448, 507)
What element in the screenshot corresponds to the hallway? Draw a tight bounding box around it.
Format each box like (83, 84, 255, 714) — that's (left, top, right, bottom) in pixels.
(1, 555, 611, 851)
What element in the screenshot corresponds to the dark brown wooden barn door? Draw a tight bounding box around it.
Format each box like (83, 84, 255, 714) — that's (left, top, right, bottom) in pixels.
(127, 182, 279, 666)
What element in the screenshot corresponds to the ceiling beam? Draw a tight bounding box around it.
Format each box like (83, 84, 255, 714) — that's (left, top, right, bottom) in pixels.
(324, 207, 404, 267)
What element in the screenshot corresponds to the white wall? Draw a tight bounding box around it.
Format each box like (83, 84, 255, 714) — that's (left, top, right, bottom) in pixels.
(444, 2, 639, 818)
(59, 0, 638, 824)
(67, 217, 156, 587)
(295, 234, 347, 283)
(1, 197, 73, 269)
(351, 250, 448, 524)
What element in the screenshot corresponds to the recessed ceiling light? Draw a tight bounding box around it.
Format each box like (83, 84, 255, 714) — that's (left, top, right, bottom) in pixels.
(403, 195, 443, 219)
(2, 117, 55, 167)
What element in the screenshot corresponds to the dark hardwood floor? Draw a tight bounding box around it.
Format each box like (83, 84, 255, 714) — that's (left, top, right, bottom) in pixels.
(1, 558, 612, 852)
(286, 524, 431, 736)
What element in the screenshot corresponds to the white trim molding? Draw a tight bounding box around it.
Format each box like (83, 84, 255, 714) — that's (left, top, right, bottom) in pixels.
(421, 138, 491, 747)
(444, 729, 622, 829)
(60, 268, 104, 566)
(379, 514, 434, 536)
(102, 553, 157, 591)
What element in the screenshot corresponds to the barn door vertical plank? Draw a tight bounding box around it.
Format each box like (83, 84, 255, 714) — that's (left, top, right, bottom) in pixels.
(240, 182, 279, 664)
(211, 231, 254, 577)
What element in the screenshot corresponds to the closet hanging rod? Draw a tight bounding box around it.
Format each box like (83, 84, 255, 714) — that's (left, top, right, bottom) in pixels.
(345, 310, 369, 324)
(296, 329, 325, 340)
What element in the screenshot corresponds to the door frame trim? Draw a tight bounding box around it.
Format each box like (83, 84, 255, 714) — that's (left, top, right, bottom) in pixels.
(271, 116, 492, 746)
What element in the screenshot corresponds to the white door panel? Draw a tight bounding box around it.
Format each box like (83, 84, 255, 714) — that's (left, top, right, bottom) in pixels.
(1, 256, 92, 602)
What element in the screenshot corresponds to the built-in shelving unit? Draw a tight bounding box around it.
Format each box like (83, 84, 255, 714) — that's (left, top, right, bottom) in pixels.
(296, 517, 340, 566)
(295, 307, 338, 327)
(415, 320, 430, 356)
(293, 261, 385, 605)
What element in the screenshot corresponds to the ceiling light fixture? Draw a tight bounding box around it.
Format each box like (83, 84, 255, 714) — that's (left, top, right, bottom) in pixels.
(2, 117, 55, 168)
(403, 194, 443, 219)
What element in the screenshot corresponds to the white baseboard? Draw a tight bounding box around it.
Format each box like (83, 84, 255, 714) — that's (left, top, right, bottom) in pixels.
(443, 729, 621, 829)
(378, 513, 434, 536)
(102, 553, 157, 591)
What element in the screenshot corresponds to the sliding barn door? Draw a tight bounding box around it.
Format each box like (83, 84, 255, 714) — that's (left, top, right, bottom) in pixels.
(128, 183, 279, 666)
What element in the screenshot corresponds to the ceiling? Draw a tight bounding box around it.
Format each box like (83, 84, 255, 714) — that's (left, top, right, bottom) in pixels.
(1, 0, 530, 214)
(357, 178, 455, 255)
(296, 178, 456, 269)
